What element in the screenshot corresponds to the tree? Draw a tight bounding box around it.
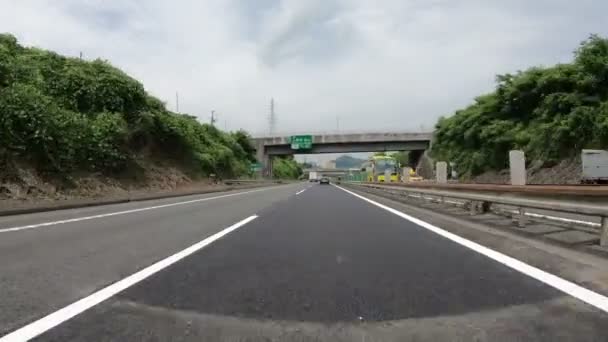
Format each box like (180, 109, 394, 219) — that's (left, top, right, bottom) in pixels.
(389, 152, 410, 166)
(272, 156, 302, 179)
(231, 130, 257, 162)
(431, 34, 608, 177)
(0, 33, 257, 178)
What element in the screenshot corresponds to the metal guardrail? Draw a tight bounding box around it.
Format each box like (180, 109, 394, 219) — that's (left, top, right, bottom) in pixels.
(346, 182, 608, 247)
(223, 179, 267, 184)
(223, 179, 298, 185)
(359, 181, 608, 196)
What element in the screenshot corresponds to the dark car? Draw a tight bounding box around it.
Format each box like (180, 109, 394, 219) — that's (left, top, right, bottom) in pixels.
(319, 177, 330, 184)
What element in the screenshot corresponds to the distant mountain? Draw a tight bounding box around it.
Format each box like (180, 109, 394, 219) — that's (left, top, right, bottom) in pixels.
(300, 162, 316, 169)
(335, 155, 366, 169)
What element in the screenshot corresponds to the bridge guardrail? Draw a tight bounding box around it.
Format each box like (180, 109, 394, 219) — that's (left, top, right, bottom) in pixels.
(345, 182, 608, 247)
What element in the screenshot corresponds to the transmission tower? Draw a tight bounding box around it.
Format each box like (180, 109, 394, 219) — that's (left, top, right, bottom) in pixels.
(269, 98, 277, 135)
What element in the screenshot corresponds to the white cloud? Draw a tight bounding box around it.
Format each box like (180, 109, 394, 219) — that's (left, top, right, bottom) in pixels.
(1, 0, 607, 136)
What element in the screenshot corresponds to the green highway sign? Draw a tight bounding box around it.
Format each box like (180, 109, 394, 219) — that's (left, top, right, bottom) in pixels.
(290, 135, 313, 150)
(250, 162, 263, 171)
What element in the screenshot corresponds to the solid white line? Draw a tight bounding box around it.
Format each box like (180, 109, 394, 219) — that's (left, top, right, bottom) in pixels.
(0, 215, 258, 342)
(0, 188, 272, 234)
(508, 210, 599, 227)
(334, 185, 608, 314)
(296, 189, 307, 195)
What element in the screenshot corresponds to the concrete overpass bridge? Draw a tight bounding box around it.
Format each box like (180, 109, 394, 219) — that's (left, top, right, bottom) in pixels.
(253, 132, 433, 177)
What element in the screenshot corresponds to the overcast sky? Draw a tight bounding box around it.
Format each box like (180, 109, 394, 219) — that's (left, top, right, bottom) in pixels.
(2, 0, 608, 138)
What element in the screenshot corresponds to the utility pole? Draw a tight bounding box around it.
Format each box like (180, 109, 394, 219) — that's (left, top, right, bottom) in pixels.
(175, 92, 180, 112)
(336, 116, 340, 131)
(210, 110, 218, 126)
(79, 51, 83, 60)
(269, 98, 276, 135)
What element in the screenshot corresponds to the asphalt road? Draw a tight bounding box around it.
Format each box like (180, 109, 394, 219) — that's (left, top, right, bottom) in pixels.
(1, 183, 607, 341)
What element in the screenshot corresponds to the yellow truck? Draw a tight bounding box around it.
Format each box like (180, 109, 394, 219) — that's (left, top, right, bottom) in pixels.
(408, 168, 424, 182)
(361, 155, 400, 182)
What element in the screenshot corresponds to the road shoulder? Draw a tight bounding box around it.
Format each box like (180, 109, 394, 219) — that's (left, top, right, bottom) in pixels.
(340, 185, 608, 298)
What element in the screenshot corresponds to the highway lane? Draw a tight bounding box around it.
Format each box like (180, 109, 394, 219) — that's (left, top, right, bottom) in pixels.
(3, 184, 603, 341)
(0, 183, 305, 336)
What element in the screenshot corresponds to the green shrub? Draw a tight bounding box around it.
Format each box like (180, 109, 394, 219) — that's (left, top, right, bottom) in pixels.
(0, 33, 256, 178)
(273, 156, 303, 179)
(432, 35, 608, 177)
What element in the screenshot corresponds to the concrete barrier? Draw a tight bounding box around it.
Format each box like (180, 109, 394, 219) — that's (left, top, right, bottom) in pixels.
(436, 162, 447, 184)
(509, 150, 526, 186)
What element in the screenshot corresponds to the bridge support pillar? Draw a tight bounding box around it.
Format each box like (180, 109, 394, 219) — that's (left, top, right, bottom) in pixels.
(255, 141, 271, 178)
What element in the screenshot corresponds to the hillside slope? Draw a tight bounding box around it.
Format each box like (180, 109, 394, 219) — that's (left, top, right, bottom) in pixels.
(0, 34, 257, 200)
(431, 35, 608, 178)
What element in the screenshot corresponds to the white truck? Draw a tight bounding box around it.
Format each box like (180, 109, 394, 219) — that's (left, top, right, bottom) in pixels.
(309, 171, 319, 182)
(581, 149, 608, 184)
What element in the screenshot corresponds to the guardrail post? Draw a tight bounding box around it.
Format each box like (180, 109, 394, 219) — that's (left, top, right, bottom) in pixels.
(517, 207, 527, 228)
(480, 201, 490, 214)
(470, 201, 478, 215)
(601, 216, 608, 247)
